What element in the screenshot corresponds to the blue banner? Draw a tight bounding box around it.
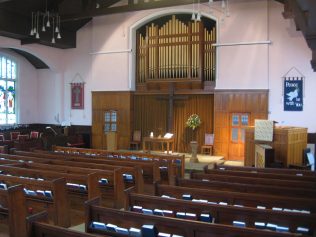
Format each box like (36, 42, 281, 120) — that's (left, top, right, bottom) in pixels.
(284, 79, 303, 111)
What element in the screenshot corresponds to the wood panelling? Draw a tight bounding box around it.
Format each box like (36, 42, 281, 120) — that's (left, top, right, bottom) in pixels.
(134, 94, 214, 153)
(214, 90, 269, 160)
(92, 91, 133, 150)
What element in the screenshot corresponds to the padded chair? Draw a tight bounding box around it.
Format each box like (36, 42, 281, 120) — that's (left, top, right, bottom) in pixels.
(201, 133, 214, 155)
(30, 131, 39, 139)
(130, 130, 142, 150)
(10, 131, 20, 141)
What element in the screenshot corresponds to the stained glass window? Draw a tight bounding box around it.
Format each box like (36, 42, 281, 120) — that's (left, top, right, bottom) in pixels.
(0, 55, 17, 124)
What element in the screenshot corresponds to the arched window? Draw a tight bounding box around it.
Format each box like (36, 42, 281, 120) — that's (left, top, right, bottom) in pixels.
(0, 55, 17, 124)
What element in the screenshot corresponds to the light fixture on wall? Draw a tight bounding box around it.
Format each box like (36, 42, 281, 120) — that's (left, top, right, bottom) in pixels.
(30, 0, 62, 43)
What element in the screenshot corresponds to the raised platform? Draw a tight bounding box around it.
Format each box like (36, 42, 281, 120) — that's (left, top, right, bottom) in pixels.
(121, 149, 243, 172)
(184, 153, 225, 171)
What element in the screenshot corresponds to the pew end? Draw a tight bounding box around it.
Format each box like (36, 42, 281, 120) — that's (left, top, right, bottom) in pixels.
(27, 210, 49, 235)
(84, 197, 101, 233)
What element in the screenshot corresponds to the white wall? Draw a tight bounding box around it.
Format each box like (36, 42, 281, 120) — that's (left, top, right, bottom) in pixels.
(1, 0, 316, 132)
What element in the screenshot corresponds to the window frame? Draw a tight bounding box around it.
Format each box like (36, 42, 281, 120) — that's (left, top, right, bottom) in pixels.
(230, 113, 250, 144)
(104, 110, 117, 133)
(0, 53, 18, 125)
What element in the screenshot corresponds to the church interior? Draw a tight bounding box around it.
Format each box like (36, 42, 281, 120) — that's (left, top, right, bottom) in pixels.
(0, 0, 316, 236)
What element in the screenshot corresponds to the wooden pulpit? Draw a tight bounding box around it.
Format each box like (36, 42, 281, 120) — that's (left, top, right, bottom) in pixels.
(245, 126, 307, 167)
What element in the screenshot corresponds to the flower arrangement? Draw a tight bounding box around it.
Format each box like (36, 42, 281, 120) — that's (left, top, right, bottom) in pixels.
(186, 114, 201, 130)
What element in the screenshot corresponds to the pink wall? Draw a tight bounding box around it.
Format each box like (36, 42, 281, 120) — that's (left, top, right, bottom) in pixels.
(0, 36, 65, 125)
(216, 0, 269, 89)
(0, 48, 39, 123)
(268, 1, 316, 132)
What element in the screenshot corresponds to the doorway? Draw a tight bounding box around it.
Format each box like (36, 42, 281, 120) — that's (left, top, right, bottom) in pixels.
(228, 113, 249, 161)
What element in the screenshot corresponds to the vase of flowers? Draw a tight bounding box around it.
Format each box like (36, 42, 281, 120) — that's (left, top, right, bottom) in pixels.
(186, 114, 201, 163)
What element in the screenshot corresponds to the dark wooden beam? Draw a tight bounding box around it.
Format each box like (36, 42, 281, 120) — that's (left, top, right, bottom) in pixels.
(311, 50, 316, 71)
(284, 0, 316, 71)
(0, 8, 77, 49)
(61, 0, 211, 22)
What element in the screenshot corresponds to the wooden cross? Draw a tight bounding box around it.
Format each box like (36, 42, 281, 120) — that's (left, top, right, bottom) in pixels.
(157, 84, 187, 132)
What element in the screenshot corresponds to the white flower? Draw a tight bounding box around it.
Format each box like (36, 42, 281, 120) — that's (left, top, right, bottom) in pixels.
(186, 114, 201, 130)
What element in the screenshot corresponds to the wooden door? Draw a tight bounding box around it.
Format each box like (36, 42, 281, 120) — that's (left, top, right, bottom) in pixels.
(228, 113, 249, 161)
(103, 110, 118, 150)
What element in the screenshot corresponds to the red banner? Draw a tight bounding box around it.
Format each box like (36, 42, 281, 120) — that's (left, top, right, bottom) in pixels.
(71, 83, 84, 109)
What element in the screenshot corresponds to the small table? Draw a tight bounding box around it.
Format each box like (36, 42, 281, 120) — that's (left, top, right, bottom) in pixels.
(143, 137, 174, 154)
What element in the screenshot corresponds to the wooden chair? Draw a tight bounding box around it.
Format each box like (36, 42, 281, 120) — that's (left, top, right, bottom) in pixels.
(17, 134, 30, 141)
(130, 130, 141, 150)
(0, 133, 5, 142)
(10, 131, 20, 141)
(30, 131, 39, 139)
(201, 133, 214, 155)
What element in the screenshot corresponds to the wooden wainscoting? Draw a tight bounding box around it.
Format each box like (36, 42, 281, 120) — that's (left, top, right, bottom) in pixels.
(92, 91, 133, 150)
(214, 90, 268, 161)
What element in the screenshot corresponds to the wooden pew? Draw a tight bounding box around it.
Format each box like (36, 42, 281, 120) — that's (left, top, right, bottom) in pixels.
(0, 164, 103, 208)
(0, 184, 28, 237)
(190, 172, 316, 189)
(210, 163, 316, 176)
(13, 161, 143, 208)
(0, 161, 139, 209)
(85, 197, 302, 237)
(155, 184, 316, 213)
(27, 211, 105, 237)
(202, 168, 316, 182)
(0, 154, 144, 195)
(0, 174, 70, 227)
(176, 177, 316, 198)
(11, 151, 164, 185)
(0, 157, 20, 165)
(51, 145, 185, 178)
(126, 192, 316, 235)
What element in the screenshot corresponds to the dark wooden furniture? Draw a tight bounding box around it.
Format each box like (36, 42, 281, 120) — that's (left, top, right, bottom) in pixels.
(0, 184, 28, 237)
(190, 172, 316, 189)
(126, 192, 316, 234)
(201, 133, 214, 155)
(130, 130, 142, 150)
(155, 184, 316, 213)
(85, 197, 301, 237)
(176, 177, 316, 198)
(0, 174, 70, 227)
(142, 136, 174, 154)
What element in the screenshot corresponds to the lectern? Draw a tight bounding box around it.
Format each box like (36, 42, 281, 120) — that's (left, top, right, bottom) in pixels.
(255, 144, 274, 168)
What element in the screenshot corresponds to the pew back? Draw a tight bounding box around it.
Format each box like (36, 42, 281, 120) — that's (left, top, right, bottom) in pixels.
(0, 174, 70, 227)
(127, 192, 316, 234)
(190, 172, 316, 189)
(85, 197, 301, 237)
(176, 177, 316, 198)
(0, 184, 28, 237)
(155, 184, 316, 213)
